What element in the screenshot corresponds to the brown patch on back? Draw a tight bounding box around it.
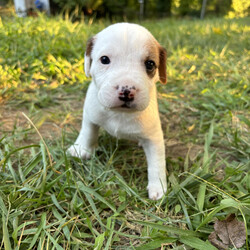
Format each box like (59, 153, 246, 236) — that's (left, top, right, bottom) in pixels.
(86, 37, 95, 56)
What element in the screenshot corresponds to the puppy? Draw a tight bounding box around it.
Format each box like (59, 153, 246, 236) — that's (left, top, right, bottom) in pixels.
(68, 23, 167, 200)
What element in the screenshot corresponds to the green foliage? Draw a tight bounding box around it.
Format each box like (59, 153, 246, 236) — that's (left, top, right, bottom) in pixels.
(228, 0, 250, 18)
(171, 0, 232, 17)
(47, 0, 246, 19)
(52, 0, 97, 10)
(0, 16, 250, 249)
(50, 0, 139, 20)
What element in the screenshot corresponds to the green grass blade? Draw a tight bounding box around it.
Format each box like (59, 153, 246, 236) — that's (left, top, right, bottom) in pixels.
(77, 181, 117, 212)
(196, 122, 214, 222)
(51, 194, 67, 214)
(136, 238, 176, 250)
(44, 230, 64, 250)
(179, 236, 217, 250)
(84, 192, 106, 230)
(94, 232, 105, 250)
(29, 212, 46, 249)
(52, 208, 70, 242)
(0, 196, 7, 216)
(197, 183, 206, 212)
(2, 216, 12, 250)
(133, 220, 201, 237)
(40, 142, 48, 184)
(1, 145, 40, 171)
(239, 206, 249, 250)
(12, 221, 36, 244)
(104, 217, 115, 250)
(114, 174, 148, 205)
(196, 198, 241, 230)
(203, 121, 214, 168)
(44, 168, 69, 192)
(23, 153, 42, 177)
(179, 199, 193, 230)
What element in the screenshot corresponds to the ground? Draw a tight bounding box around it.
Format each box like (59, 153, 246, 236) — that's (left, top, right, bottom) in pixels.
(0, 15, 249, 249)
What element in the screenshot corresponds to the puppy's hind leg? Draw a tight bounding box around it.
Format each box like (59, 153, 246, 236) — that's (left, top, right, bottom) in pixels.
(67, 118, 99, 159)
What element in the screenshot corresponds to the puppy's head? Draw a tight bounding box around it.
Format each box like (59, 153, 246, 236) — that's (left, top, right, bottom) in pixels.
(85, 23, 167, 111)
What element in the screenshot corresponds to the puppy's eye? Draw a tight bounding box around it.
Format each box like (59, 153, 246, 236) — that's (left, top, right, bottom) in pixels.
(100, 56, 110, 64)
(145, 60, 156, 72)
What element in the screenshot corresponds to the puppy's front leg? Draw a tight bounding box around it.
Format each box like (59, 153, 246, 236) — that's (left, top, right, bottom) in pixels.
(142, 137, 167, 200)
(68, 117, 99, 159)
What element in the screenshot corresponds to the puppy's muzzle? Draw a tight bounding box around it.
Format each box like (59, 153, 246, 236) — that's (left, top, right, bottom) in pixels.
(118, 86, 136, 107)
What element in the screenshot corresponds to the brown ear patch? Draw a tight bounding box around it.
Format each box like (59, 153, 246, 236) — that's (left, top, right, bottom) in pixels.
(158, 47, 167, 84)
(86, 37, 95, 56)
(84, 37, 95, 77)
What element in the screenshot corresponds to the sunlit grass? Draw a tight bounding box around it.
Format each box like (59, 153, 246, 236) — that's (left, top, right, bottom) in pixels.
(0, 15, 249, 249)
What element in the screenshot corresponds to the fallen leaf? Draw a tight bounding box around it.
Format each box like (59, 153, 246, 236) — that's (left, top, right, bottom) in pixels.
(225, 214, 246, 248)
(209, 214, 246, 249)
(208, 232, 227, 250)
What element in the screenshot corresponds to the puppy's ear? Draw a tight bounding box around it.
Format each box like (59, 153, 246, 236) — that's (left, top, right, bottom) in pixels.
(84, 37, 95, 77)
(158, 46, 167, 84)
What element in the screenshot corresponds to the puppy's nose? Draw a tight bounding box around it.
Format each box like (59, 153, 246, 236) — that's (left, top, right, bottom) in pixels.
(118, 86, 136, 102)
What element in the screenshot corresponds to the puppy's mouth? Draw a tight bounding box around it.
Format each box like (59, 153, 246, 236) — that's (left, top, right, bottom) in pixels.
(121, 102, 133, 109)
(108, 101, 137, 111)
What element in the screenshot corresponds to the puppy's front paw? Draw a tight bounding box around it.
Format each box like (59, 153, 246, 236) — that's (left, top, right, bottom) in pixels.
(67, 145, 93, 159)
(147, 184, 167, 200)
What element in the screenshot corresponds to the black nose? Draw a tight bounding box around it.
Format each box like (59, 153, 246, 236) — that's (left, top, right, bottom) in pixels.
(119, 89, 134, 102)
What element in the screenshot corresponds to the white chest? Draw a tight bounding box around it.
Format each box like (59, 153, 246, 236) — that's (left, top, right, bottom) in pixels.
(94, 110, 144, 140)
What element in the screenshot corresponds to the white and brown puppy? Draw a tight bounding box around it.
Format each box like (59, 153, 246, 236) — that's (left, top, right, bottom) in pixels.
(68, 23, 167, 200)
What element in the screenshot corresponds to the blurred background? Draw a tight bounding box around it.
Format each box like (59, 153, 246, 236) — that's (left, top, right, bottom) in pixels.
(0, 0, 249, 20)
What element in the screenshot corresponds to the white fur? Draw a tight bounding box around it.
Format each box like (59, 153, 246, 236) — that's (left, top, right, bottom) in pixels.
(68, 23, 167, 200)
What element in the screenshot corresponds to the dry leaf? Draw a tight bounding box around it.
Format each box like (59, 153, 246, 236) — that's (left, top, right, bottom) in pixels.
(208, 232, 227, 250)
(209, 214, 246, 249)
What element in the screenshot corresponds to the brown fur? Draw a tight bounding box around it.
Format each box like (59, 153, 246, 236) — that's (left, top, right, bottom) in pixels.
(86, 37, 95, 56)
(158, 47, 167, 84)
(144, 40, 167, 84)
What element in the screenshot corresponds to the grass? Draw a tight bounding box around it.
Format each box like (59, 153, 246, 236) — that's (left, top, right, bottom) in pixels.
(0, 13, 250, 249)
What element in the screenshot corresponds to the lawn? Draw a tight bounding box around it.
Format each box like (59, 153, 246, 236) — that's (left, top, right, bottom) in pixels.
(0, 14, 249, 249)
